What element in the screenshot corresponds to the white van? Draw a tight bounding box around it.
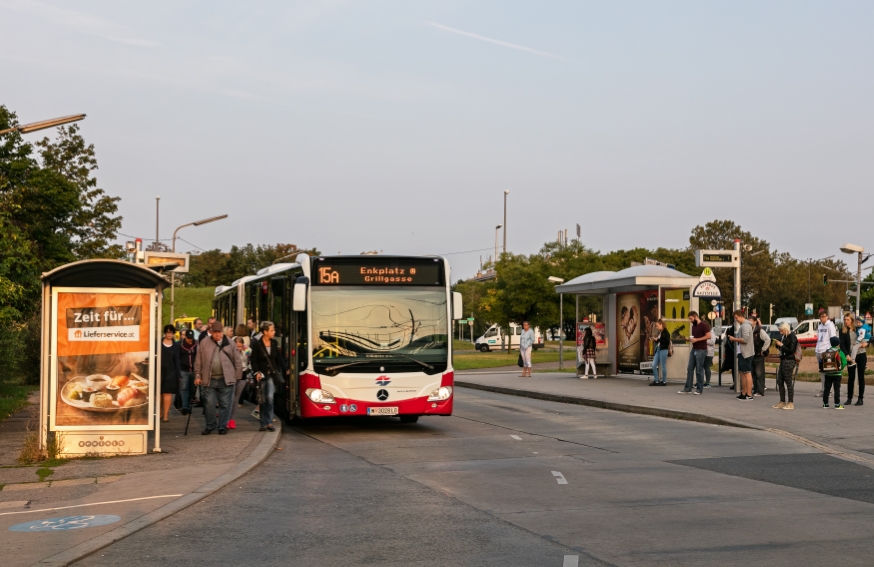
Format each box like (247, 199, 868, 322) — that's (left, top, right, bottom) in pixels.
(792, 319, 819, 348)
(475, 323, 543, 352)
(773, 317, 799, 331)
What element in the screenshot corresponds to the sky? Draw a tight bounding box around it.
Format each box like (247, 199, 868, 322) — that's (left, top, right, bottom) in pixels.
(2, 0, 873, 281)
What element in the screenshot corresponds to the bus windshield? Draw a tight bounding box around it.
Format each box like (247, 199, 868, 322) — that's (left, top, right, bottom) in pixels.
(311, 287, 448, 375)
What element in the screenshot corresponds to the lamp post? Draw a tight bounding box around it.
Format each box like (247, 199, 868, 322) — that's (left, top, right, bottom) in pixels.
(840, 243, 868, 316)
(0, 113, 86, 136)
(494, 225, 502, 266)
(502, 191, 509, 256)
(170, 214, 229, 323)
(548, 276, 565, 369)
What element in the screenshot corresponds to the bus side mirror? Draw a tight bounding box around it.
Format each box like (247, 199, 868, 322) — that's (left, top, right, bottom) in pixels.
(293, 277, 309, 312)
(452, 292, 463, 320)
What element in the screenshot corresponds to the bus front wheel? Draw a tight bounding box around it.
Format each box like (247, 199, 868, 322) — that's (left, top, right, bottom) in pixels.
(400, 415, 419, 423)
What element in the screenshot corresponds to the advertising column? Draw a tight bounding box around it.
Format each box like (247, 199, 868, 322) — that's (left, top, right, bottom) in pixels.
(50, 288, 155, 455)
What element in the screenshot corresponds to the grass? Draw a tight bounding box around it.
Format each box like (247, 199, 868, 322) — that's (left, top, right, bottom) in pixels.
(453, 340, 476, 351)
(0, 382, 32, 422)
(162, 286, 214, 326)
(454, 350, 565, 370)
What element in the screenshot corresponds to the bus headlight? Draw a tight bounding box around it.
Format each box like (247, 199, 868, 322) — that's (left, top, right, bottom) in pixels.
(427, 386, 453, 402)
(305, 388, 336, 404)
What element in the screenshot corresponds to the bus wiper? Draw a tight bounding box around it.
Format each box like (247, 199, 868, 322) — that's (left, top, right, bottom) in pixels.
(391, 354, 434, 371)
(323, 360, 370, 374)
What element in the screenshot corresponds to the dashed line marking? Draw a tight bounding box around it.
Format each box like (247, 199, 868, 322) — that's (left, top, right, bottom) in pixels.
(563, 555, 579, 566)
(552, 471, 568, 485)
(510, 434, 522, 440)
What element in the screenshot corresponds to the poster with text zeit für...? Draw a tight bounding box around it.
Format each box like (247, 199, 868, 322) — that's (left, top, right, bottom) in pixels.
(53, 290, 154, 429)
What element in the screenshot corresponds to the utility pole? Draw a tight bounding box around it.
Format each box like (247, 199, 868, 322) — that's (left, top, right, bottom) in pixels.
(155, 196, 160, 248)
(502, 190, 509, 256)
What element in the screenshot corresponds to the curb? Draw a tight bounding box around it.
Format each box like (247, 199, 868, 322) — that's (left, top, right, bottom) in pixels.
(31, 427, 282, 567)
(455, 381, 764, 430)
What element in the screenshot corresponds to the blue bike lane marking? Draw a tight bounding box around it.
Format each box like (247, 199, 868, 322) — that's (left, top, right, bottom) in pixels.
(9, 515, 121, 532)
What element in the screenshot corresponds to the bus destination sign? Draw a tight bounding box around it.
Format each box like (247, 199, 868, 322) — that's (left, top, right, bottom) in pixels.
(695, 249, 739, 268)
(312, 258, 445, 286)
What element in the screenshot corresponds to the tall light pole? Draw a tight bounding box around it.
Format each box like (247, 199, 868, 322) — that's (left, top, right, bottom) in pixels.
(0, 113, 86, 136)
(170, 214, 229, 323)
(548, 276, 565, 369)
(494, 224, 502, 266)
(502, 190, 509, 256)
(840, 243, 868, 316)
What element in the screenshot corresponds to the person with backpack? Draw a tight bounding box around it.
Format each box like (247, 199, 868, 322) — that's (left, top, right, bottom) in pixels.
(815, 309, 837, 397)
(772, 322, 799, 409)
(749, 315, 772, 397)
(822, 336, 846, 409)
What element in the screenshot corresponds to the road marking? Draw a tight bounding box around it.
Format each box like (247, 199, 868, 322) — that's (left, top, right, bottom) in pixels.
(0, 494, 182, 517)
(563, 555, 579, 566)
(510, 434, 522, 440)
(9, 514, 121, 532)
(551, 471, 568, 485)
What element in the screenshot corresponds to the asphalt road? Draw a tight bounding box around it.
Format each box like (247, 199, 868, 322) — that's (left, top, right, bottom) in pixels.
(73, 387, 874, 566)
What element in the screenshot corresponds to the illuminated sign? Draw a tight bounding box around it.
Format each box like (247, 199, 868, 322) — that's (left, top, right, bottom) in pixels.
(311, 258, 445, 286)
(695, 250, 739, 268)
(143, 252, 190, 273)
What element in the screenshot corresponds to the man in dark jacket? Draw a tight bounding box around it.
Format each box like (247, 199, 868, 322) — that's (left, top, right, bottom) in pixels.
(749, 315, 772, 397)
(194, 321, 242, 435)
(178, 330, 198, 414)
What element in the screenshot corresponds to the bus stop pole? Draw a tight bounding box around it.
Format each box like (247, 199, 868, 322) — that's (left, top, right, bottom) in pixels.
(559, 292, 564, 370)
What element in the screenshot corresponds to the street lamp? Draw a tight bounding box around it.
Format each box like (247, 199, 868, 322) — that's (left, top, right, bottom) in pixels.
(502, 191, 509, 256)
(0, 114, 86, 136)
(548, 276, 565, 369)
(170, 214, 229, 322)
(840, 243, 868, 316)
(494, 225, 502, 266)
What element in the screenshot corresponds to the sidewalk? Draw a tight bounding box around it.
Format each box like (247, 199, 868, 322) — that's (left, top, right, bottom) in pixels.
(0, 401, 280, 567)
(456, 367, 874, 456)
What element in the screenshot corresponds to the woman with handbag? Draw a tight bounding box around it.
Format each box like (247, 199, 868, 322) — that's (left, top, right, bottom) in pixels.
(580, 327, 597, 379)
(227, 336, 252, 429)
(249, 321, 286, 432)
(650, 319, 670, 386)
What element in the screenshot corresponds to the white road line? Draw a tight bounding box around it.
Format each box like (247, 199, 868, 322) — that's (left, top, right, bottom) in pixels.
(551, 471, 568, 485)
(0, 494, 182, 517)
(510, 434, 522, 440)
(563, 555, 579, 567)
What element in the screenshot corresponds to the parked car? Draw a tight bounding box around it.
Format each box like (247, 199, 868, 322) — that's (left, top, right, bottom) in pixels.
(475, 323, 543, 352)
(774, 317, 799, 330)
(792, 319, 819, 348)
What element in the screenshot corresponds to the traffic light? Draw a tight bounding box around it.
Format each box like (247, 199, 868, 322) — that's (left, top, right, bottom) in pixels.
(823, 274, 828, 285)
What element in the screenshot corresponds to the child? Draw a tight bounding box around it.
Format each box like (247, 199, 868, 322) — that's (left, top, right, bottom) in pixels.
(822, 336, 846, 409)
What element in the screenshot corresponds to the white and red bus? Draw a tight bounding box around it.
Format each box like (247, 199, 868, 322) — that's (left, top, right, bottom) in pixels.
(213, 254, 462, 423)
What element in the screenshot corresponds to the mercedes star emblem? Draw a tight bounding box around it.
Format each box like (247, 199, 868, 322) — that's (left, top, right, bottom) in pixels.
(377, 389, 389, 401)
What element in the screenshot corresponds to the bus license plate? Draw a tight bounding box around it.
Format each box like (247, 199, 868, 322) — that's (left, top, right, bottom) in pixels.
(367, 407, 398, 416)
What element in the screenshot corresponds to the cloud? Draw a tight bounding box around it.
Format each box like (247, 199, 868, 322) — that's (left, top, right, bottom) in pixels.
(1, 0, 161, 47)
(428, 21, 567, 61)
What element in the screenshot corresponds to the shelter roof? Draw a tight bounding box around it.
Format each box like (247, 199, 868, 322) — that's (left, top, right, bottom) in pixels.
(555, 265, 697, 295)
(42, 259, 169, 290)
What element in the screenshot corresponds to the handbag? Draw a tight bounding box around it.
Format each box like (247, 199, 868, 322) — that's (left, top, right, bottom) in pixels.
(256, 339, 285, 385)
(517, 353, 524, 367)
(668, 340, 674, 357)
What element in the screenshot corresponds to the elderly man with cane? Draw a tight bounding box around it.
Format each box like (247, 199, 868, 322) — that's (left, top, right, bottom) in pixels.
(193, 321, 242, 435)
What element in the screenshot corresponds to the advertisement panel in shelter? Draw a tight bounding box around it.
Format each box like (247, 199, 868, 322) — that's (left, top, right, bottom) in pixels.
(616, 293, 641, 373)
(638, 290, 659, 372)
(661, 288, 691, 343)
(51, 289, 154, 430)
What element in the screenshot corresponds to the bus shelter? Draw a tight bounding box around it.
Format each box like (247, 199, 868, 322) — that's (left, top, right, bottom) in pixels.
(554, 266, 699, 379)
(40, 259, 169, 456)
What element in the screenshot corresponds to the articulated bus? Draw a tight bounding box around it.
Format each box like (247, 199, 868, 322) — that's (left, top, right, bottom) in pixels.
(213, 254, 463, 423)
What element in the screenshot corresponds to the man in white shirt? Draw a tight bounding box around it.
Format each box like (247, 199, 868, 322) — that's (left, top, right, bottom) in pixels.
(815, 309, 838, 398)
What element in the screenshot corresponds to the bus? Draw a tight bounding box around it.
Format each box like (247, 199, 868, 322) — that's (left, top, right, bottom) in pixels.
(213, 254, 463, 423)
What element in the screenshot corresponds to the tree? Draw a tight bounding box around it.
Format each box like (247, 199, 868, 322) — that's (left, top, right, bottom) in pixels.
(180, 243, 321, 288)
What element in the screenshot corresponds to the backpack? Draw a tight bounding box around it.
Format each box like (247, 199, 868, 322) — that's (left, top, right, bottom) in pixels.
(821, 348, 842, 373)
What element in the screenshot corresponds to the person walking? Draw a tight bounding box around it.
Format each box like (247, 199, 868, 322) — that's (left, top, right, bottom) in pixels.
(235, 324, 251, 347)
(160, 324, 182, 422)
(822, 336, 846, 409)
(729, 310, 755, 400)
(704, 330, 716, 388)
(847, 315, 870, 406)
(519, 321, 535, 377)
(580, 326, 597, 379)
(650, 319, 670, 386)
(679, 311, 710, 395)
(227, 336, 252, 430)
(772, 322, 798, 409)
(194, 321, 242, 435)
(198, 317, 217, 343)
(178, 329, 198, 414)
(749, 315, 772, 397)
(250, 321, 287, 432)
(815, 309, 837, 397)
(191, 318, 203, 341)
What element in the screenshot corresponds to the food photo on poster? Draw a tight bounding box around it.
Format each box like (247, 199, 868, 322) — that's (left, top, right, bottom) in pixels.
(53, 291, 153, 428)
